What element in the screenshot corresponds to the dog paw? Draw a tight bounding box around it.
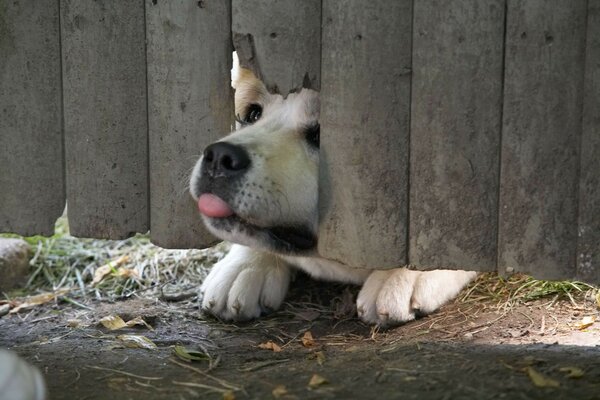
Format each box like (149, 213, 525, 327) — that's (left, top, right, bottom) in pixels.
(200, 245, 291, 321)
(356, 268, 476, 326)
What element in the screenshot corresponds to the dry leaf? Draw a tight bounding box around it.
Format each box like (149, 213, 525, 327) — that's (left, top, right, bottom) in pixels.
(100, 315, 128, 330)
(100, 315, 153, 331)
(526, 367, 560, 388)
(272, 385, 288, 398)
(575, 316, 595, 330)
(559, 366, 584, 379)
(92, 255, 130, 285)
(125, 316, 153, 330)
(301, 331, 315, 347)
(114, 267, 139, 279)
(67, 319, 82, 328)
(315, 351, 326, 366)
(9, 289, 70, 314)
(117, 334, 157, 350)
(222, 391, 235, 400)
(308, 374, 328, 388)
(258, 341, 282, 352)
(173, 345, 209, 362)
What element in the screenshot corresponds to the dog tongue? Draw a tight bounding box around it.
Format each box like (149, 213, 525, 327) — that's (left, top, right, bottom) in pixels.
(197, 194, 234, 218)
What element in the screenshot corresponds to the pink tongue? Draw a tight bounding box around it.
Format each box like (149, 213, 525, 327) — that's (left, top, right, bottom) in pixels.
(198, 194, 234, 218)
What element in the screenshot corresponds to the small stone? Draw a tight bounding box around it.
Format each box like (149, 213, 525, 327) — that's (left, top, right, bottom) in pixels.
(0, 238, 32, 292)
(0, 304, 10, 317)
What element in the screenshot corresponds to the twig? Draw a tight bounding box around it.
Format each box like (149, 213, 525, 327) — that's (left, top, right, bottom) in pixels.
(86, 365, 163, 381)
(172, 380, 230, 394)
(62, 296, 93, 311)
(169, 358, 241, 392)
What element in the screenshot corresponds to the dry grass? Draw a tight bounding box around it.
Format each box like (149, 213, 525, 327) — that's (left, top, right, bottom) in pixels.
(1, 216, 226, 302)
(462, 272, 598, 312)
(2, 216, 598, 316)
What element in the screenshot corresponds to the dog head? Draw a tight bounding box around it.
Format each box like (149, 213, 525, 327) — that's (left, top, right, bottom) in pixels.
(190, 67, 320, 255)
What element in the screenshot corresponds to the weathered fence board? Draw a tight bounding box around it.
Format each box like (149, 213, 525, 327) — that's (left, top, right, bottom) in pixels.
(232, 0, 321, 94)
(409, 0, 505, 270)
(577, 0, 600, 283)
(0, 0, 64, 236)
(1, 1, 598, 283)
(318, 0, 412, 268)
(60, 0, 148, 239)
(498, 0, 588, 279)
(146, 0, 233, 248)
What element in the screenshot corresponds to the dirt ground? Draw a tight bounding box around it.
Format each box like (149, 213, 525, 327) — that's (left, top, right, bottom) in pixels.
(1, 273, 600, 400)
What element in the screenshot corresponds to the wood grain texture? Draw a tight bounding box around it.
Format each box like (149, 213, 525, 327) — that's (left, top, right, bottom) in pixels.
(409, 0, 505, 270)
(0, 0, 64, 236)
(318, 0, 412, 268)
(498, 0, 587, 279)
(232, 0, 321, 94)
(146, 0, 233, 248)
(577, 0, 600, 283)
(60, 0, 148, 239)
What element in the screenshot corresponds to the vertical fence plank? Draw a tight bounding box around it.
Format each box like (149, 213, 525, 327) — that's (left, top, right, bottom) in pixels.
(318, 0, 412, 268)
(146, 0, 232, 248)
(0, 0, 64, 236)
(498, 0, 587, 279)
(577, 0, 600, 283)
(409, 0, 505, 270)
(232, 0, 321, 94)
(60, 0, 148, 239)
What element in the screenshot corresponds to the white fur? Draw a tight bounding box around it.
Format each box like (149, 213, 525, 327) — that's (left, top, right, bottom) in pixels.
(192, 57, 477, 326)
(201, 244, 291, 320)
(357, 269, 477, 326)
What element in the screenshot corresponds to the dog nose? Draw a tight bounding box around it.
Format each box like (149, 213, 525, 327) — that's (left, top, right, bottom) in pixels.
(202, 142, 251, 177)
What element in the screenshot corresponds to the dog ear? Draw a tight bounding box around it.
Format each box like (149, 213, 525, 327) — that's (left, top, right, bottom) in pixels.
(232, 52, 268, 117)
(232, 51, 261, 90)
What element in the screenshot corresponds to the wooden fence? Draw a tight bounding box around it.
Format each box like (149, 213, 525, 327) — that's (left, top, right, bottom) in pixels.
(0, 0, 598, 283)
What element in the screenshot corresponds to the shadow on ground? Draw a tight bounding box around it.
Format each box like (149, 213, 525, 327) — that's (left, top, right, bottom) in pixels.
(1, 275, 599, 400)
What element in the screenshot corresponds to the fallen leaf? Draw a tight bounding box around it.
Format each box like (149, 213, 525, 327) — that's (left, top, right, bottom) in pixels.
(258, 341, 282, 352)
(526, 367, 560, 388)
(67, 319, 82, 328)
(301, 331, 316, 347)
(173, 345, 210, 362)
(125, 316, 153, 330)
(9, 289, 70, 314)
(315, 351, 326, 366)
(100, 315, 128, 330)
(117, 334, 157, 350)
(559, 366, 584, 379)
(308, 374, 328, 388)
(99, 315, 153, 331)
(222, 391, 235, 400)
(114, 267, 139, 279)
(272, 385, 288, 398)
(575, 316, 595, 330)
(92, 255, 130, 285)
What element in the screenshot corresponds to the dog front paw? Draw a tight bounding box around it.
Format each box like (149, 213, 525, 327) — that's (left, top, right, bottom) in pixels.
(356, 268, 476, 326)
(200, 245, 291, 321)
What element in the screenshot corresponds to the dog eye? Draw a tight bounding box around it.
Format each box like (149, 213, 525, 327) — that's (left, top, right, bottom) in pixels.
(242, 104, 262, 124)
(304, 124, 320, 148)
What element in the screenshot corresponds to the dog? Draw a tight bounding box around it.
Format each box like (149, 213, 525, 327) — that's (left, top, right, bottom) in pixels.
(189, 61, 476, 327)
